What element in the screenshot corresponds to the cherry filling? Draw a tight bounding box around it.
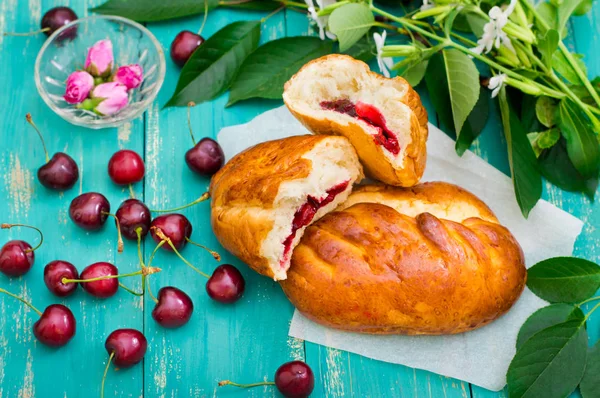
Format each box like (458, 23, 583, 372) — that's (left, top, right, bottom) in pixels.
(320, 99, 400, 155)
(280, 181, 350, 266)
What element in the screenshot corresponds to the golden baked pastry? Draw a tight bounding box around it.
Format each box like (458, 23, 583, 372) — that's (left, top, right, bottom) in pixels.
(280, 182, 527, 335)
(283, 54, 428, 187)
(210, 135, 363, 280)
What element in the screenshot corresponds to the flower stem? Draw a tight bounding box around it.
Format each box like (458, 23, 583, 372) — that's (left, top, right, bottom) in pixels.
(584, 301, 600, 322)
(101, 212, 124, 253)
(187, 102, 197, 146)
(185, 237, 221, 261)
(25, 113, 49, 163)
(101, 351, 115, 398)
(578, 296, 600, 307)
(0, 288, 43, 317)
(316, 0, 350, 16)
(198, 0, 209, 36)
(262, 6, 285, 22)
(218, 380, 276, 388)
(1, 223, 44, 252)
(150, 192, 210, 213)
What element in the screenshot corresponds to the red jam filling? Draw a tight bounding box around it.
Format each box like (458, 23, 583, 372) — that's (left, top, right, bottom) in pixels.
(280, 181, 350, 266)
(320, 99, 400, 155)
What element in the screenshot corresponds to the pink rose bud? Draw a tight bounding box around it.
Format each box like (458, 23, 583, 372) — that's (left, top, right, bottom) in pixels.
(64, 71, 94, 104)
(91, 82, 129, 116)
(112, 64, 143, 90)
(85, 39, 114, 77)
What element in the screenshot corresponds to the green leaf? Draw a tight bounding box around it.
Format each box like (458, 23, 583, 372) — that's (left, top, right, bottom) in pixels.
(507, 319, 588, 398)
(164, 21, 261, 108)
(535, 96, 558, 127)
(574, 0, 594, 15)
(536, 1, 559, 32)
(558, 99, 600, 177)
(91, 0, 218, 22)
(220, 0, 281, 10)
(498, 88, 542, 218)
(227, 37, 332, 106)
(516, 304, 584, 349)
(528, 128, 560, 157)
(328, 3, 374, 52)
(342, 36, 376, 63)
(527, 256, 600, 303)
(539, 137, 599, 199)
(456, 85, 490, 155)
(553, 51, 587, 84)
(400, 60, 429, 87)
(466, 12, 487, 37)
(538, 29, 559, 70)
(580, 341, 600, 398)
(444, 8, 461, 37)
(558, 0, 587, 34)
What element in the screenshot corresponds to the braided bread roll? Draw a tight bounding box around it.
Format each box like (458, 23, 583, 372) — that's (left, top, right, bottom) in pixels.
(280, 182, 526, 335)
(283, 54, 428, 187)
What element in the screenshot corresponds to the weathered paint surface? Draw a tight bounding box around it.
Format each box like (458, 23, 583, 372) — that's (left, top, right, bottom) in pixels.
(0, 1, 598, 397)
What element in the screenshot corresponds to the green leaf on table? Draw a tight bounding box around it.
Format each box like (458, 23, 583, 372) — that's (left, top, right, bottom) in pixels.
(91, 0, 218, 22)
(527, 256, 600, 303)
(538, 29, 559, 69)
(328, 3, 374, 52)
(498, 88, 542, 217)
(220, 0, 281, 10)
(558, 0, 587, 34)
(456, 86, 489, 155)
(539, 137, 599, 199)
(558, 99, 600, 177)
(400, 60, 429, 87)
(574, 0, 594, 15)
(580, 341, 600, 398)
(553, 51, 587, 84)
(528, 128, 560, 156)
(507, 319, 588, 398)
(536, 1, 559, 32)
(516, 304, 584, 349)
(227, 37, 333, 106)
(164, 21, 261, 108)
(342, 36, 376, 63)
(535, 96, 558, 127)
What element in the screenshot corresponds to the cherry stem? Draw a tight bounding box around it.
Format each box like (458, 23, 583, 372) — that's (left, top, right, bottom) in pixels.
(150, 192, 210, 213)
(218, 380, 276, 388)
(101, 351, 115, 398)
(185, 237, 221, 261)
(3, 27, 50, 36)
(151, 227, 210, 278)
(187, 102, 197, 146)
(0, 288, 43, 317)
(145, 240, 165, 304)
(25, 113, 50, 163)
(118, 282, 144, 296)
(102, 212, 124, 254)
(1, 223, 44, 252)
(135, 228, 147, 294)
(129, 184, 136, 199)
(61, 268, 161, 285)
(198, 0, 209, 36)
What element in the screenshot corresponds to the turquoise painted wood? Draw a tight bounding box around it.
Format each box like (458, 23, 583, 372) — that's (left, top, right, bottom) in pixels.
(0, 1, 598, 397)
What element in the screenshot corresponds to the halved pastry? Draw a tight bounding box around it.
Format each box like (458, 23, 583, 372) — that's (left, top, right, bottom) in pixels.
(283, 54, 428, 187)
(280, 182, 527, 335)
(210, 135, 363, 280)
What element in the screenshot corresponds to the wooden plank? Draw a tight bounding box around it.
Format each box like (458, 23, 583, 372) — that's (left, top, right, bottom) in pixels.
(142, 7, 304, 397)
(0, 0, 145, 396)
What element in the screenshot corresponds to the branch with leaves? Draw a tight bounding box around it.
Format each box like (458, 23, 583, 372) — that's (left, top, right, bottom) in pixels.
(91, 0, 600, 216)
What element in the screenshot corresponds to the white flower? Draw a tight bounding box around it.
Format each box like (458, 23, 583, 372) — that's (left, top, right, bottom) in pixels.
(374, 31, 394, 78)
(471, 0, 516, 55)
(305, 0, 336, 40)
(488, 73, 507, 98)
(421, 0, 435, 11)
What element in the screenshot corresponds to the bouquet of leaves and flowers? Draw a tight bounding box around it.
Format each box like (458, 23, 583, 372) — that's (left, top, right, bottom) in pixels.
(92, 0, 600, 217)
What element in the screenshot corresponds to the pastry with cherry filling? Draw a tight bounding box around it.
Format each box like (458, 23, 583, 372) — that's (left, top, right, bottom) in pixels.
(210, 135, 363, 280)
(283, 54, 428, 187)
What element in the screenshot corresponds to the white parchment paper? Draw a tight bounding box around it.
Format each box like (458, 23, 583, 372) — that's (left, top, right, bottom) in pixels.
(217, 106, 584, 391)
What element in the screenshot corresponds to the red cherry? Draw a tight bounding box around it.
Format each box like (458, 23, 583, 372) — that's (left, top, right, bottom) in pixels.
(116, 199, 151, 240)
(79, 262, 119, 298)
(150, 214, 192, 251)
(33, 304, 76, 347)
(206, 264, 245, 303)
(105, 329, 147, 368)
(108, 150, 145, 185)
(185, 138, 224, 176)
(44, 260, 78, 297)
(170, 31, 204, 67)
(41, 7, 78, 38)
(69, 192, 110, 231)
(0, 240, 34, 277)
(275, 361, 315, 398)
(152, 286, 194, 328)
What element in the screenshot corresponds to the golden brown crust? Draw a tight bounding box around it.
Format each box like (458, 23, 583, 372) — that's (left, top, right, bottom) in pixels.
(283, 54, 428, 187)
(280, 182, 526, 335)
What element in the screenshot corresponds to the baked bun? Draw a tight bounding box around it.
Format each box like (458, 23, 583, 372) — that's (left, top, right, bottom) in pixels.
(283, 54, 428, 187)
(210, 135, 363, 280)
(280, 182, 526, 335)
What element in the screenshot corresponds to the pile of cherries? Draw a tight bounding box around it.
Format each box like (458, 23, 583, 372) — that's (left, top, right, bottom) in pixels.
(1, 6, 316, 397)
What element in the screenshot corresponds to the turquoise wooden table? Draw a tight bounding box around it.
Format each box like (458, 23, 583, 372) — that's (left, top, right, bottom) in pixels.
(0, 1, 599, 397)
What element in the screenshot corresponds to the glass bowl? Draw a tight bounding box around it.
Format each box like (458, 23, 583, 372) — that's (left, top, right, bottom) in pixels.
(35, 15, 166, 129)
